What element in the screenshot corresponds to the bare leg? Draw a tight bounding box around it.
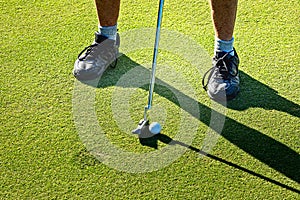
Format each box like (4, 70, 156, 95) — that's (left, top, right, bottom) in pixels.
(94, 0, 120, 26)
(209, 0, 238, 41)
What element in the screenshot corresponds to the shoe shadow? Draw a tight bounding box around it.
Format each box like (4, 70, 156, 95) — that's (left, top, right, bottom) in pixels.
(81, 54, 300, 185)
(228, 71, 299, 118)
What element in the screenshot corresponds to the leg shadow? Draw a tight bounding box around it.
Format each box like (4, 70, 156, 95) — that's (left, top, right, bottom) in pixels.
(140, 133, 300, 194)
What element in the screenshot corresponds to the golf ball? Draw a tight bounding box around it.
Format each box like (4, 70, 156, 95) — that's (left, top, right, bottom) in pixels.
(149, 122, 161, 134)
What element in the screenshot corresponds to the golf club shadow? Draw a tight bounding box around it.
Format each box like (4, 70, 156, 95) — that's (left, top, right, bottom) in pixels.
(139, 132, 300, 194)
(77, 54, 300, 186)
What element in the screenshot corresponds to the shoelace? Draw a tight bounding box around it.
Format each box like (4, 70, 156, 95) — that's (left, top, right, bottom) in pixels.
(77, 40, 118, 68)
(77, 43, 98, 61)
(202, 51, 233, 91)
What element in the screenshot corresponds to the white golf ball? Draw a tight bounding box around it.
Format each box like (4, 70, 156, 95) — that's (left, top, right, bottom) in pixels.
(149, 122, 161, 134)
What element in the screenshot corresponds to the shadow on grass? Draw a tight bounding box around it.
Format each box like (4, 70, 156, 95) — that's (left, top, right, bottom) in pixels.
(79, 54, 300, 189)
(139, 133, 300, 194)
(227, 72, 299, 118)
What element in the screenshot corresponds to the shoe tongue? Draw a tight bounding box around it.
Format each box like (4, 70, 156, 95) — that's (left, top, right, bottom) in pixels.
(95, 33, 109, 43)
(215, 51, 230, 59)
(214, 59, 229, 78)
(214, 50, 223, 56)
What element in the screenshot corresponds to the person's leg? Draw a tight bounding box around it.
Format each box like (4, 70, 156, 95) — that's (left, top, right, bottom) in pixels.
(203, 0, 240, 101)
(73, 0, 121, 81)
(95, 0, 120, 40)
(210, 0, 237, 41)
(95, 0, 120, 27)
(210, 0, 237, 55)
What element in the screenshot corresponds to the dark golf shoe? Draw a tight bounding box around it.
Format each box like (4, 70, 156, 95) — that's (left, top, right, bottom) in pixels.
(73, 32, 120, 81)
(202, 49, 240, 101)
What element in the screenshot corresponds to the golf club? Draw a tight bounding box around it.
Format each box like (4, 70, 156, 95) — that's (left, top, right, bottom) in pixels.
(132, 0, 165, 134)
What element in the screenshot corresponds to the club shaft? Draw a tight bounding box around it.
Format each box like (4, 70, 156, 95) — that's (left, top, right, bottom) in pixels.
(145, 0, 165, 119)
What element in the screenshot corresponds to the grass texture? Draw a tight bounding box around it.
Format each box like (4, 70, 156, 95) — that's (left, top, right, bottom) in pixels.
(1, 0, 299, 199)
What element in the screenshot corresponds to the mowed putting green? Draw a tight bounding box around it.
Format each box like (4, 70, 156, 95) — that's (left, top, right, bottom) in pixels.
(1, 0, 299, 199)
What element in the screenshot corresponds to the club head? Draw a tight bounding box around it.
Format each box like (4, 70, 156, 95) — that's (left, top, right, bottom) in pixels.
(132, 119, 149, 134)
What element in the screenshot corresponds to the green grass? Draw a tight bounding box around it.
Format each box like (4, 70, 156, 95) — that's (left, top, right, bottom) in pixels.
(1, 0, 299, 199)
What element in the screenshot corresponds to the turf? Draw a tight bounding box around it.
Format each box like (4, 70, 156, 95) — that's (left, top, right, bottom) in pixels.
(1, 0, 299, 199)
